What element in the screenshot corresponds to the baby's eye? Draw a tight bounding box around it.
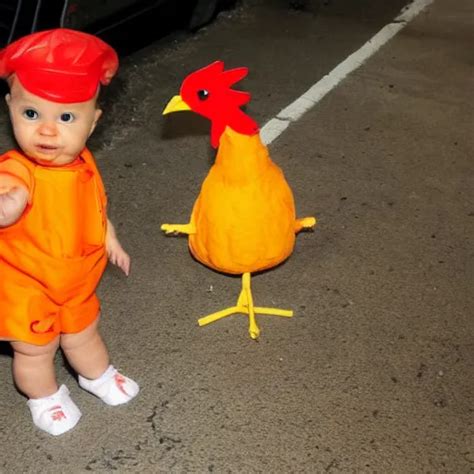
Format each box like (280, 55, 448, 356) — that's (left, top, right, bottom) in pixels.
(59, 112, 75, 123)
(23, 109, 38, 120)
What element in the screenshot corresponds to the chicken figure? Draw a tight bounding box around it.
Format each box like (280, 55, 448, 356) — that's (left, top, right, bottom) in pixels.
(162, 61, 315, 339)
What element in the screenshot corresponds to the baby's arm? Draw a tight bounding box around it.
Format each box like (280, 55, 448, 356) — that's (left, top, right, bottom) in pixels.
(0, 175, 29, 227)
(106, 219, 131, 276)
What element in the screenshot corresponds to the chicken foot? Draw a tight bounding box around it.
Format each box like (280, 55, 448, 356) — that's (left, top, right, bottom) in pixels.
(198, 272, 293, 339)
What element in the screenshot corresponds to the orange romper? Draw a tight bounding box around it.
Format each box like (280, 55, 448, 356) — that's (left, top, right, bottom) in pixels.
(0, 148, 108, 345)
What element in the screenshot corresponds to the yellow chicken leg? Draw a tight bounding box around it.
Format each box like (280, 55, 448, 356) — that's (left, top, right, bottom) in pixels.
(295, 216, 317, 232)
(198, 272, 293, 339)
(161, 223, 196, 235)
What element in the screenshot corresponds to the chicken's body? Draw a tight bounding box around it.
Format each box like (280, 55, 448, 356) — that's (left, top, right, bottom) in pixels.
(189, 127, 296, 275)
(161, 61, 315, 339)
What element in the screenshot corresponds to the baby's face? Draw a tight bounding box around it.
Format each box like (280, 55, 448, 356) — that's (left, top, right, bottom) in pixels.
(5, 78, 102, 166)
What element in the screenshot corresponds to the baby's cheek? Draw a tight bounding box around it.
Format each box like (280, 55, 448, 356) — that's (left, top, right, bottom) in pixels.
(69, 130, 90, 152)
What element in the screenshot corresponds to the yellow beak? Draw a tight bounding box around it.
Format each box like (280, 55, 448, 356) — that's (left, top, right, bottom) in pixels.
(162, 95, 191, 115)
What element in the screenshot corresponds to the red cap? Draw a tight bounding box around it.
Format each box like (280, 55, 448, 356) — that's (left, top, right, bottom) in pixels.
(0, 28, 118, 103)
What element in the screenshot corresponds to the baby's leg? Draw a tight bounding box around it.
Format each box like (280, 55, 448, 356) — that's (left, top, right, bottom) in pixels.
(11, 337, 59, 399)
(60, 318, 109, 379)
(11, 337, 81, 436)
(61, 319, 139, 406)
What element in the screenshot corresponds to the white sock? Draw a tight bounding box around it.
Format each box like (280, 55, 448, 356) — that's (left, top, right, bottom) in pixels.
(78, 365, 139, 406)
(27, 385, 81, 436)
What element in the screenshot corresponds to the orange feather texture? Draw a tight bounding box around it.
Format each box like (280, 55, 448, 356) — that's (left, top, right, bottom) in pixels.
(179, 61, 259, 148)
(188, 128, 297, 274)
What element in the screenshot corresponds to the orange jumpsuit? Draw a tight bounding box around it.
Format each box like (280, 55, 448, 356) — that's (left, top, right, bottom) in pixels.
(0, 148, 108, 345)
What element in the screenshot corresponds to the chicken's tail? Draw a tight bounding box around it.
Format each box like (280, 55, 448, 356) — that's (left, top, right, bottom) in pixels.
(295, 216, 316, 233)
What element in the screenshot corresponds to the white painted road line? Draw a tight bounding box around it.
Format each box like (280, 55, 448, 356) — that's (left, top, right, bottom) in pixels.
(260, 0, 435, 145)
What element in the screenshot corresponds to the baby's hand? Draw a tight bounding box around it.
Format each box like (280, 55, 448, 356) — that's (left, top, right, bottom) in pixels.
(107, 238, 131, 276)
(0, 185, 29, 227)
(106, 220, 131, 276)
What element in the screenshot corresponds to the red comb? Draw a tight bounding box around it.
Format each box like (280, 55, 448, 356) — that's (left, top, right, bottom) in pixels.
(180, 61, 259, 147)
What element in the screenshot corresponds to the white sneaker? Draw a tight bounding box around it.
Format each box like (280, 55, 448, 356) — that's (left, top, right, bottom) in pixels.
(27, 385, 81, 436)
(78, 365, 139, 406)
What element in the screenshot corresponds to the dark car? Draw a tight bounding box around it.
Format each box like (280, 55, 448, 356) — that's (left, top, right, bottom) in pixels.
(0, 0, 234, 51)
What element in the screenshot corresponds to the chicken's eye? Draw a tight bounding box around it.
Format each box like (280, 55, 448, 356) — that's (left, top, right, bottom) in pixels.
(197, 89, 209, 101)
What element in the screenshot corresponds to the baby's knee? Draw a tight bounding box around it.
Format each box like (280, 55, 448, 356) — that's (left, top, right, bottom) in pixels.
(60, 318, 101, 351)
(11, 337, 60, 358)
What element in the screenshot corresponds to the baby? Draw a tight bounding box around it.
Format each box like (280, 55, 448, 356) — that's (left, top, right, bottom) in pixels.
(0, 29, 138, 436)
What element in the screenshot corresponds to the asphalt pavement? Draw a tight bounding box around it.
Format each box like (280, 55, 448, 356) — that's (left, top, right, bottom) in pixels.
(0, 0, 472, 472)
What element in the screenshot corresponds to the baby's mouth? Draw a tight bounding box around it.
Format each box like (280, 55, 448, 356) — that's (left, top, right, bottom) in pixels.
(36, 144, 59, 154)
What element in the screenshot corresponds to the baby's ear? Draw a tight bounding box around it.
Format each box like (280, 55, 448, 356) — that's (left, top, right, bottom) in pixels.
(89, 108, 103, 137)
(95, 108, 103, 122)
(5, 93, 11, 105)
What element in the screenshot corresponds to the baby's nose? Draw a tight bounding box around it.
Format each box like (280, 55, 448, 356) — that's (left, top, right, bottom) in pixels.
(38, 121, 58, 136)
